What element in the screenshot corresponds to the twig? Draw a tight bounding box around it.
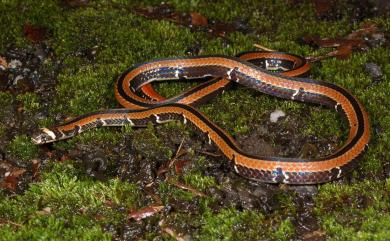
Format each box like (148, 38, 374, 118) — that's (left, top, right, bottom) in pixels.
(0, 218, 23, 228)
(198, 150, 221, 157)
(157, 138, 187, 176)
(167, 178, 206, 197)
(253, 43, 275, 52)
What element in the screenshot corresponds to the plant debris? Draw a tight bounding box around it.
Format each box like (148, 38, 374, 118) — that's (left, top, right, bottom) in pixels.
(157, 138, 186, 177)
(0, 56, 8, 70)
(159, 219, 186, 241)
(60, 0, 90, 8)
(0, 160, 26, 191)
(303, 23, 384, 61)
(132, 3, 250, 38)
(23, 24, 48, 43)
(290, 0, 389, 21)
(167, 178, 206, 197)
(129, 205, 164, 221)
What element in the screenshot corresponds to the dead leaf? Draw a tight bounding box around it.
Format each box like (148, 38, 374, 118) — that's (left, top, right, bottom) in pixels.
(0, 56, 8, 70)
(129, 205, 164, 221)
(312, 0, 336, 17)
(61, 0, 89, 7)
(209, 22, 236, 38)
(303, 23, 380, 61)
(131, 3, 239, 39)
(134, 3, 176, 20)
(32, 159, 41, 179)
(157, 138, 186, 177)
(0, 176, 18, 191)
(23, 24, 47, 42)
(11, 168, 26, 177)
(190, 12, 208, 26)
(346, 22, 378, 39)
(174, 159, 190, 174)
(334, 44, 353, 59)
(0, 167, 26, 191)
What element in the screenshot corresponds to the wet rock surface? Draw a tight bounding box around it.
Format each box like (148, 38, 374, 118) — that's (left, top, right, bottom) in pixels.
(0, 44, 60, 193)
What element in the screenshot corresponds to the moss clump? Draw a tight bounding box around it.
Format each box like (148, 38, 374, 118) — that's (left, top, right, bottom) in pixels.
(302, 107, 346, 140)
(0, 216, 112, 241)
(6, 135, 38, 161)
(0, 92, 14, 107)
(158, 171, 217, 203)
(315, 180, 390, 240)
(54, 64, 117, 116)
(16, 92, 40, 113)
(0, 123, 6, 137)
(158, 181, 193, 202)
(0, 162, 140, 240)
(183, 171, 217, 192)
(195, 208, 294, 241)
(0, 0, 63, 52)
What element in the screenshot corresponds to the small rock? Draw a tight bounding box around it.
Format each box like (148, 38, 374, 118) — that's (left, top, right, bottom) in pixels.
(13, 75, 24, 85)
(270, 109, 286, 123)
(365, 62, 382, 82)
(8, 60, 22, 69)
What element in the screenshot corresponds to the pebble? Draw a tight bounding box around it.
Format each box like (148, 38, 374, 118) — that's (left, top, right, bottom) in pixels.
(269, 109, 286, 123)
(8, 59, 22, 69)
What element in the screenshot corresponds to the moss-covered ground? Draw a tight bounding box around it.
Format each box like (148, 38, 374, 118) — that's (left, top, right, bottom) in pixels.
(0, 0, 389, 240)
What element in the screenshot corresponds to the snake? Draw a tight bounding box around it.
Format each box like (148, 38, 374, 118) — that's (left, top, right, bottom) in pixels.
(31, 51, 370, 184)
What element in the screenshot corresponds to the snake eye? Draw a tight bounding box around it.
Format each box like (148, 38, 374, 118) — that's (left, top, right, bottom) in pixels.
(31, 128, 56, 145)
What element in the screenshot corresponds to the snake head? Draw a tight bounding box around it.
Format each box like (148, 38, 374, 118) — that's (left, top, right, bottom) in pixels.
(31, 128, 56, 145)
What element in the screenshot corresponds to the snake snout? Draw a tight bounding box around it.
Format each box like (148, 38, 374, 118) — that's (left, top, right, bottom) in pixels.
(31, 128, 56, 145)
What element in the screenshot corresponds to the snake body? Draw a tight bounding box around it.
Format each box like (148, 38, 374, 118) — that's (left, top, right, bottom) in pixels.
(32, 51, 370, 184)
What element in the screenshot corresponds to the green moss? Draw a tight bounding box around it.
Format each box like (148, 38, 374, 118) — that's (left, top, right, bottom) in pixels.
(0, 123, 6, 137)
(315, 180, 390, 240)
(195, 208, 294, 241)
(52, 5, 196, 62)
(183, 172, 217, 191)
(158, 181, 193, 202)
(32, 163, 140, 210)
(0, 162, 140, 240)
(53, 64, 117, 116)
(302, 107, 346, 140)
(0, 92, 14, 106)
(274, 218, 295, 240)
(195, 208, 263, 241)
(16, 92, 40, 113)
(157, 171, 218, 205)
(6, 135, 38, 161)
(273, 191, 297, 216)
(0, 0, 63, 52)
(36, 117, 56, 129)
(0, 216, 112, 241)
